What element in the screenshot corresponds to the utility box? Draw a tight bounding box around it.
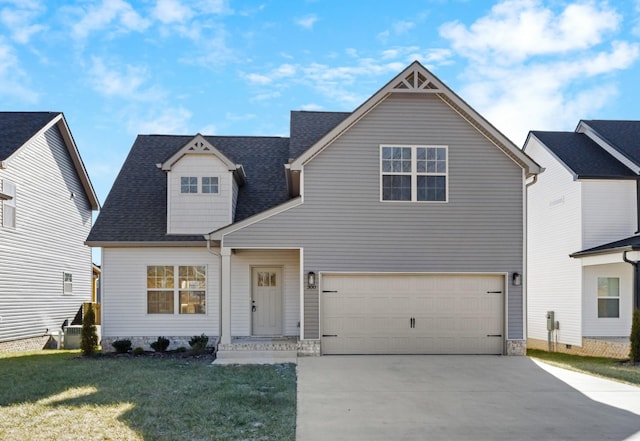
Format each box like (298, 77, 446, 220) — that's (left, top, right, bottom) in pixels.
(546, 311, 555, 331)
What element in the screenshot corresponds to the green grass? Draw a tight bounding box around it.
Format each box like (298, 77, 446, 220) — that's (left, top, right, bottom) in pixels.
(0, 350, 296, 440)
(528, 349, 640, 386)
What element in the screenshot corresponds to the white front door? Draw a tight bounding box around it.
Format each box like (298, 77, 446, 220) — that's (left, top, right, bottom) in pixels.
(252, 267, 283, 335)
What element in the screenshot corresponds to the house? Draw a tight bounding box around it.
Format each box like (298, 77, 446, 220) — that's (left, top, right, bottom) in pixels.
(86, 61, 541, 359)
(524, 120, 640, 358)
(0, 112, 99, 352)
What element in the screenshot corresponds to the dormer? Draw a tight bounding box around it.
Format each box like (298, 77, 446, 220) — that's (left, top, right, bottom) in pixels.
(159, 134, 246, 235)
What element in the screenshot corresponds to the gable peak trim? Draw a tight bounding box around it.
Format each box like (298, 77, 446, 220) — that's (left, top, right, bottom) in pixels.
(392, 69, 442, 93)
(161, 134, 237, 171)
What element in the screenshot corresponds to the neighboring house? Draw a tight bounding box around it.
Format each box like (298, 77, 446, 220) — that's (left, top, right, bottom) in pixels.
(0, 112, 99, 352)
(524, 120, 640, 358)
(87, 61, 540, 359)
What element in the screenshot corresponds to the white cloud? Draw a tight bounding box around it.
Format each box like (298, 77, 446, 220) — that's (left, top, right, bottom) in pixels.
(300, 103, 324, 111)
(131, 107, 192, 134)
(440, 0, 621, 64)
(438, 0, 640, 144)
(87, 57, 162, 101)
(153, 0, 193, 24)
(295, 14, 318, 29)
(392, 20, 415, 34)
(0, 2, 47, 44)
(245, 73, 272, 85)
(0, 38, 38, 102)
(71, 0, 150, 41)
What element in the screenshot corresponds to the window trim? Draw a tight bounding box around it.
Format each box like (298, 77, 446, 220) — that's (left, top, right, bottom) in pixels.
(201, 176, 220, 194)
(379, 145, 449, 203)
(63, 272, 73, 295)
(597, 277, 620, 319)
(180, 176, 198, 194)
(146, 265, 207, 315)
(2, 180, 16, 228)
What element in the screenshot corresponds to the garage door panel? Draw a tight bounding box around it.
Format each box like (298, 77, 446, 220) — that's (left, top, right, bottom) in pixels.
(321, 274, 504, 355)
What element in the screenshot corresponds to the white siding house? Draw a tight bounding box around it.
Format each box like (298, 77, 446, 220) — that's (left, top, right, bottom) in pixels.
(0, 112, 99, 352)
(525, 120, 640, 358)
(87, 62, 540, 359)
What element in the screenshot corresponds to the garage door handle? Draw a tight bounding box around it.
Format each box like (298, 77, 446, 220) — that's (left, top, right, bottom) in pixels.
(322, 334, 338, 337)
(487, 334, 502, 337)
(322, 290, 338, 293)
(486, 291, 502, 294)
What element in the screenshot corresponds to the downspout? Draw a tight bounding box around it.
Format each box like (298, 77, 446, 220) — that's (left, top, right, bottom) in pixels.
(623, 250, 640, 310)
(522, 173, 538, 349)
(206, 238, 223, 343)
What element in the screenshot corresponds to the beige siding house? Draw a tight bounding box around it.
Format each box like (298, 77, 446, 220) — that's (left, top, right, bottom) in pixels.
(88, 62, 540, 360)
(0, 112, 99, 352)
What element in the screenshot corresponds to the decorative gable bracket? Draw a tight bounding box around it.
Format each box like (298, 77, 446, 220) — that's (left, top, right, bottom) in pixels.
(392, 70, 442, 93)
(159, 134, 247, 185)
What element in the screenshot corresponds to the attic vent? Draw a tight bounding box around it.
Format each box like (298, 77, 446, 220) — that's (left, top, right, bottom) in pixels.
(393, 71, 440, 92)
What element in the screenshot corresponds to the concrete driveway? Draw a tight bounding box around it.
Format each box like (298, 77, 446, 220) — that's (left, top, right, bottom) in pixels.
(296, 356, 640, 441)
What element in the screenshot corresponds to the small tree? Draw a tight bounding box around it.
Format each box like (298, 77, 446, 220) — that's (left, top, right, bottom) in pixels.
(81, 303, 99, 356)
(630, 308, 640, 364)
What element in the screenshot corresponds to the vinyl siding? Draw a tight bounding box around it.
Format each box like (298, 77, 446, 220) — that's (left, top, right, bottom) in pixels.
(224, 93, 526, 340)
(526, 137, 583, 345)
(230, 249, 300, 336)
(581, 180, 636, 249)
(101, 247, 219, 337)
(0, 125, 93, 342)
(167, 154, 232, 234)
(582, 263, 633, 337)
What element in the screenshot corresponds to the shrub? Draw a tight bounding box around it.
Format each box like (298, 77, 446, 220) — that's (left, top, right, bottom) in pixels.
(80, 304, 99, 356)
(133, 347, 145, 356)
(112, 339, 132, 354)
(176, 347, 187, 353)
(189, 334, 209, 354)
(150, 336, 170, 353)
(631, 308, 640, 364)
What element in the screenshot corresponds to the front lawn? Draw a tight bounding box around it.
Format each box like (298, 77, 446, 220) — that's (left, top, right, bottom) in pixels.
(528, 349, 640, 386)
(0, 350, 296, 440)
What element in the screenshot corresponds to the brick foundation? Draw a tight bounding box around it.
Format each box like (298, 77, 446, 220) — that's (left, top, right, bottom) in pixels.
(528, 337, 630, 359)
(0, 336, 50, 353)
(506, 340, 527, 356)
(297, 339, 321, 356)
(101, 336, 217, 353)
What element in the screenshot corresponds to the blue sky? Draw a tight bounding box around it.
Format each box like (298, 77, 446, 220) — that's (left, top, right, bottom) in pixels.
(2, 0, 640, 205)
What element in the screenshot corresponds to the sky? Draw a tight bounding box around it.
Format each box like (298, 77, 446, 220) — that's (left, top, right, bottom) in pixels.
(2, 0, 640, 207)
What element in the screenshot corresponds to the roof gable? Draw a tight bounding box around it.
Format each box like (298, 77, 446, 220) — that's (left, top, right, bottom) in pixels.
(578, 120, 640, 173)
(290, 61, 541, 177)
(161, 134, 237, 170)
(0, 112, 99, 210)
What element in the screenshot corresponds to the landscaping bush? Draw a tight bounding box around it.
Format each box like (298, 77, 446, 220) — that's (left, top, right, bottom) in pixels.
(189, 334, 209, 354)
(112, 339, 132, 354)
(133, 347, 145, 356)
(631, 308, 640, 364)
(80, 304, 99, 356)
(150, 336, 170, 353)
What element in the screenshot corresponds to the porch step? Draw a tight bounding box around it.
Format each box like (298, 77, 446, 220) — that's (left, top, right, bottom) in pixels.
(213, 350, 297, 365)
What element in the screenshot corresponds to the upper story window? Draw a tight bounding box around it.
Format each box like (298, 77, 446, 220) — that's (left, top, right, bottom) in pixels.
(201, 177, 219, 194)
(597, 277, 619, 318)
(181, 177, 198, 193)
(2, 180, 16, 228)
(381, 145, 447, 202)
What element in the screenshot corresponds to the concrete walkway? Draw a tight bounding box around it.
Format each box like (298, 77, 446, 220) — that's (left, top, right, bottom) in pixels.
(296, 356, 640, 441)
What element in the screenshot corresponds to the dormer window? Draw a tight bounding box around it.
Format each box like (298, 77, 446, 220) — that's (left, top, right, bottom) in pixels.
(202, 177, 219, 194)
(181, 177, 198, 193)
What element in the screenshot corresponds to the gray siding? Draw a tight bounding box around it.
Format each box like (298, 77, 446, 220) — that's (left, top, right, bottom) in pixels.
(224, 94, 525, 339)
(0, 125, 93, 342)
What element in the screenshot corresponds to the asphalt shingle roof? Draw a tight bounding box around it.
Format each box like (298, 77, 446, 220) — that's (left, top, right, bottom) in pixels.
(0, 112, 60, 161)
(531, 131, 636, 178)
(571, 234, 640, 257)
(289, 111, 350, 159)
(87, 135, 291, 243)
(583, 120, 640, 167)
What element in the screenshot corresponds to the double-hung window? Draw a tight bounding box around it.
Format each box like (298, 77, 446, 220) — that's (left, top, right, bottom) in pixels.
(201, 177, 219, 194)
(2, 180, 16, 228)
(597, 277, 619, 318)
(147, 265, 206, 314)
(63, 272, 73, 294)
(381, 145, 447, 202)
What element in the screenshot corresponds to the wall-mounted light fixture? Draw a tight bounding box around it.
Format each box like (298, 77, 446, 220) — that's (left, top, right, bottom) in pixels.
(512, 272, 522, 286)
(307, 271, 316, 289)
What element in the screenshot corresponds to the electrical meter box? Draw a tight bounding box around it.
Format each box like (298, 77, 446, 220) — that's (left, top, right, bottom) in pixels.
(546, 311, 555, 331)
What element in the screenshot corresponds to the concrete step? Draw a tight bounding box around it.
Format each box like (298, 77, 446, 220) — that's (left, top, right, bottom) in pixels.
(213, 350, 297, 365)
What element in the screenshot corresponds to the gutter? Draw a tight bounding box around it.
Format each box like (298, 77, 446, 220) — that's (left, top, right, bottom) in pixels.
(623, 250, 640, 310)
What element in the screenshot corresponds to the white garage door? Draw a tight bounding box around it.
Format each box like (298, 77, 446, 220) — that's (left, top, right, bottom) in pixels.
(321, 274, 504, 355)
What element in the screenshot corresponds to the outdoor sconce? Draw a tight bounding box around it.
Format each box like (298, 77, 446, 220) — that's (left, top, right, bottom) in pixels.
(307, 272, 316, 289)
(512, 272, 522, 286)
